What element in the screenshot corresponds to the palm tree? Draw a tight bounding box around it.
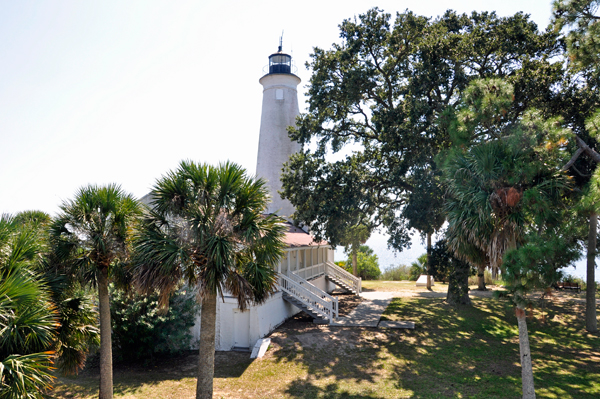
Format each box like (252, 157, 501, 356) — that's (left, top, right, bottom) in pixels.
(409, 254, 427, 281)
(443, 78, 576, 399)
(444, 131, 570, 399)
(0, 213, 57, 398)
(50, 185, 140, 399)
(13, 210, 101, 376)
(444, 141, 513, 289)
(132, 161, 285, 399)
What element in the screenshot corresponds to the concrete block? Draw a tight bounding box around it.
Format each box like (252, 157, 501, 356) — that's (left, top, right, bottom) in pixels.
(250, 338, 271, 359)
(415, 275, 434, 287)
(378, 320, 415, 329)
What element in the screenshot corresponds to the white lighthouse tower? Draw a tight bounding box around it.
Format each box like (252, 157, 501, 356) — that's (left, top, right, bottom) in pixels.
(256, 40, 301, 219)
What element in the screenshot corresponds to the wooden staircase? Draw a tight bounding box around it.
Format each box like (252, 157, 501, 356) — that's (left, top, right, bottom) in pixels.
(326, 274, 356, 294)
(282, 292, 330, 324)
(323, 262, 361, 295)
(277, 272, 338, 324)
(277, 262, 361, 324)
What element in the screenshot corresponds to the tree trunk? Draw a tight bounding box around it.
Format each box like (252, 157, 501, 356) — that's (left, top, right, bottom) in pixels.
(196, 292, 217, 399)
(98, 268, 113, 399)
(516, 306, 536, 399)
(477, 264, 486, 291)
(352, 246, 358, 277)
(491, 265, 497, 281)
(426, 232, 432, 289)
(586, 212, 598, 332)
(446, 260, 472, 306)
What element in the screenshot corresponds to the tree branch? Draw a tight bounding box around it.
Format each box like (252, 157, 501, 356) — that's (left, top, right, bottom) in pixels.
(575, 134, 600, 164)
(572, 164, 591, 177)
(561, 147, 585, 172)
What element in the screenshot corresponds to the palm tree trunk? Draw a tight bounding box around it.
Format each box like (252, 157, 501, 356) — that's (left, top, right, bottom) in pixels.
(446, 260, 472, 306)
(426, 232, 432, 289)
(98, 268, 113, 399)
(196, 292, 217, 399)
(586, 212, 598, 332)
(352, 246, 358, 277)
(477, 264, 486, 291)
(516, 306, 536, 399)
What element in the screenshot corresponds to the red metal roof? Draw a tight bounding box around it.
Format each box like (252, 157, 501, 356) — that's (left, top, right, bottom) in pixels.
(283, 222, 328, 248)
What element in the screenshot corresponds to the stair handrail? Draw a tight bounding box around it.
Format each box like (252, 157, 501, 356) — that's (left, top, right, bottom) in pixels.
(277, 273, 338, 320)
(287, 271, 336, 304)
(292, 263, 326, 280)
(325, 261, 362, 294)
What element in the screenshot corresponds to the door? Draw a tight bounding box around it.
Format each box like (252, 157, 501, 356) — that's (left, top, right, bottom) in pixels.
(233, 309, 250, 349)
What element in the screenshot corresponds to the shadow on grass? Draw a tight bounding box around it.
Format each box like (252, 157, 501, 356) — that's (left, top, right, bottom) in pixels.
(54, 350, 254, 398)
(271, 296, 600, 399)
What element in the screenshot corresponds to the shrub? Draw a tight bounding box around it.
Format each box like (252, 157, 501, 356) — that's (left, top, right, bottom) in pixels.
(342, 245, 381, 280)
(562, 274, 587, 290)
(110, 287, 199, 363)
(380, 264, 411, 281)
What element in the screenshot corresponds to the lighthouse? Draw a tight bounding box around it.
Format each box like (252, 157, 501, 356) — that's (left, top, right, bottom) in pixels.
(256, 41, 301, 219)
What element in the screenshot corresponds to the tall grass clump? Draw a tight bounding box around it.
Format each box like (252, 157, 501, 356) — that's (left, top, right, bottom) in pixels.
(467, 269, 500, 286)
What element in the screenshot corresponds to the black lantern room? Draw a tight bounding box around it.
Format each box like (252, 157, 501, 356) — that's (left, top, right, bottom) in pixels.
(268, 48, 292, 74)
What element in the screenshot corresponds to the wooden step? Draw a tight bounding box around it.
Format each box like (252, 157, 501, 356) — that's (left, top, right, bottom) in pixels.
(326, 275, 357, 294)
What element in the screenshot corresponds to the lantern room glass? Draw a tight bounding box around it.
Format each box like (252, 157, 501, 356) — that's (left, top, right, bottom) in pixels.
(269, 53, 291, 74)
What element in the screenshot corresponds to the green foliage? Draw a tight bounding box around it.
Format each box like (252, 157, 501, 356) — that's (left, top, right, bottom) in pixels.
(553, 0, 600, 71)
(339, 225, 371, 257)
(14, 210, 101, 377)
(430, 239, 476, 288)
(401, 167, 446, 237)
(339, 224, 371, 276)
(409, 254, 428, 281)
(449, 78, 516, 145)
(282, 8, 564, 252)
(342, 245, 381, 280)
(379, 264, 411, 281)
(443, 79, 572, 272)
(501, 234, 581, 308)
(49, 285, 99, 375)
(0, 210, 100, 380)
(110, 287, 199, 363)
(0, 353, 56, 399)
(0, 214, 57, 398)
(50, 184, 142, 280)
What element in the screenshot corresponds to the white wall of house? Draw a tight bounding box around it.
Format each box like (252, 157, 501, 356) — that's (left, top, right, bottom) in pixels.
(190, 244, 336, 351)
(213, 291, 301, 351)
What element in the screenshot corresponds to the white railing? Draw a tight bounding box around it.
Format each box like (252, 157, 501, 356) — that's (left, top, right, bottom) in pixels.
(277, 273, 338, 321)
(293, 263, 326, 280)
(325, 261, 362, 294)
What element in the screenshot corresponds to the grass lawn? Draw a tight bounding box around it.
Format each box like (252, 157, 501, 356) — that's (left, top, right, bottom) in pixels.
(53, 282, 599, 398)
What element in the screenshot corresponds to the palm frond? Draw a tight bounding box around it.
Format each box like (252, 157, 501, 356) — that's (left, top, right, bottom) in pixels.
(132, 161, 285, 310)
(0, 352, 55, 398)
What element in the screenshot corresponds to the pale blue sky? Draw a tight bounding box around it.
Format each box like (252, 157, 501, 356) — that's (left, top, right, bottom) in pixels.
(2, 0, 577, 275)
